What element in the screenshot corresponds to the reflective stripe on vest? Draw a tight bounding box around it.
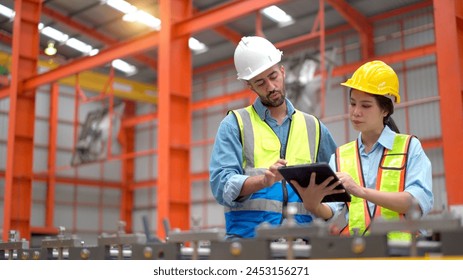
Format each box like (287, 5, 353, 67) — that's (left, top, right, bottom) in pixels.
(336, 134, 413, 241)
(223, 105, 320, 237)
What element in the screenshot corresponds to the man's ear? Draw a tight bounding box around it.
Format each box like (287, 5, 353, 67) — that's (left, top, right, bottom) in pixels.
(247, 81, 255, 92)
(280, 65, 286, 78)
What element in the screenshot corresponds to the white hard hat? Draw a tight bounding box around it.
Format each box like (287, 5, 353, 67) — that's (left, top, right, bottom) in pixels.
(234, 36, 283, 80)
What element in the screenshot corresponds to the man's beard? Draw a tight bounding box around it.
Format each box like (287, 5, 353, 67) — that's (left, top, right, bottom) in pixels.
(261, 89, 286, 107)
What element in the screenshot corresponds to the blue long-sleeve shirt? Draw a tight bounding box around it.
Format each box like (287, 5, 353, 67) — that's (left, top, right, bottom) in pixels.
(328, 126, 434, 217)
(210, 97, 337, 208)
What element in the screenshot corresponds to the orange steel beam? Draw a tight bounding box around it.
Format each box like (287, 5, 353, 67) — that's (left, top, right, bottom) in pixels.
(41, 6, 157, 70)
(0, 87, 8, 99)
(433, 0, 463, 205)
(255, 10, 264, 37)
(326, 0, 374, 59)
(120, 102, 135, 232)
(21, 0, 287, 92)
(3, 0, 41, 242)
(193, 1, 431, 77)
(332, 43, 436, 77)
(22, 31, 160, 90)
(319, 0, 327, 118)
(0, 30, 11, 44)
(120, 89, 253, 128)
(45, 83, 59, 229)
(192, 89, 252, 111)
(213, 25, 242, 44)
(120, 89, 251, 129)
(157, 0, 192, 238)
(122, 112, 158, 128)
(33, 174, 122, 188)
(193, 8, 242, 43)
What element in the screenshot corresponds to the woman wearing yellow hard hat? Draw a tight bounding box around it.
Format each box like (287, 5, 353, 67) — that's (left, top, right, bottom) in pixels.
(328, 60, 433, 241)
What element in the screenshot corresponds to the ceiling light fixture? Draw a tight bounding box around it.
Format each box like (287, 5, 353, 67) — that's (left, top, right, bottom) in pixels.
(123, 10, 161, 30)
(44, 41, 57, 56)
(0, 4, 15, 20)
(189, 37, 208, 54)
(103, 0, 136, 14)
(261, 5, 294, 27)
(112, 59, 137, 76)
(41, 26, 69, 42)
(65, 38, 93, 55)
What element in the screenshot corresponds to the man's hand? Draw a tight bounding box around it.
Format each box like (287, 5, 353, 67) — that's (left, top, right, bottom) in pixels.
(262, 159, 287, 187)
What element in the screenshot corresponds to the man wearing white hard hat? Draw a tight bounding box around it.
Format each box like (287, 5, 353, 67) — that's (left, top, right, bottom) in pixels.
(209, 36, 341, 239)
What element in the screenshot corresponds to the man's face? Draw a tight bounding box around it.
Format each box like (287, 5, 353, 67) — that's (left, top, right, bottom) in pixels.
(248, 64, 286, 108)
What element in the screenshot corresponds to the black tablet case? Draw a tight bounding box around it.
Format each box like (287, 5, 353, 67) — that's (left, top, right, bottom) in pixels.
(278, 163, 351, 202)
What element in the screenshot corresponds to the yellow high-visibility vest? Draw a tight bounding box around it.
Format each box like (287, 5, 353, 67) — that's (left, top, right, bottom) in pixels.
(336, 134, 413, 241)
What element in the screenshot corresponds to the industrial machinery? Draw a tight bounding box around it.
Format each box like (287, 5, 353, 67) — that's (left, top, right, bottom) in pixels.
(1, 209, 462, 260)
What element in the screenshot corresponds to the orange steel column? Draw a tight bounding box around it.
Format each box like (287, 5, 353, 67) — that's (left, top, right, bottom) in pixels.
(120, 102, 135, 232)
(157, 0, 192, 237)
(3, 0, 41, 241)
(45, 83, 59, 229)
(433, 0, 463, 207)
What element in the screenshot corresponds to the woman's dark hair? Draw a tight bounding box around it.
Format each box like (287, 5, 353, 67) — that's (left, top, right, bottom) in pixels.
(373, 94, 400, 133)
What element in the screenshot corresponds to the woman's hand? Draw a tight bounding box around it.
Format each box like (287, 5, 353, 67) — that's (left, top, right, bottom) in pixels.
(336, 172, 365, 198)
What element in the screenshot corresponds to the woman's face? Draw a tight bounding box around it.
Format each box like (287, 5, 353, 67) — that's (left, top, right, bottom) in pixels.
(349, 89, 388, 133)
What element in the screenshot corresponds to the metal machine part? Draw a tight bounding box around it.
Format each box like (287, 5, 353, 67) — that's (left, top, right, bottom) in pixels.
(370, 211, 462, 257)
(167, 227, 225, 260)
(0, 230, 30, 260)
(310, 234, 388, 259)
(1, 213, 463, 260)
(97, 221, 147, 259)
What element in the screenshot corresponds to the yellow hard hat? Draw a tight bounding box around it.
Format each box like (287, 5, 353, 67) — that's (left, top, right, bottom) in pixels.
(340, 60, 400, 103)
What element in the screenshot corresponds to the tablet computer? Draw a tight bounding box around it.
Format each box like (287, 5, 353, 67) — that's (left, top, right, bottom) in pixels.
(278, 163, 351, 203)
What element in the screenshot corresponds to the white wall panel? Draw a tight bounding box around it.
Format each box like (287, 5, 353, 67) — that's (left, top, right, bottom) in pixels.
(34, 120, 49, 145)
(33, 147, 48, 172)
(77, 205, 99, 231)
(30, 182, 47, 227)
(0, 143, 6, 170)
(135, 155, 157, 181)
(102, 208, 121, 233)
(77, 186, 100, 204)
(0, 179, 3, 228)
(56, 122, 75, 149)
(375, 23, 402, 56)
(54, 184, 76, 201)
(35, 91, 51, 118)
(53, 204, 73, 230)
(409, 102, 441, 139)
(102, 160, 122, 181)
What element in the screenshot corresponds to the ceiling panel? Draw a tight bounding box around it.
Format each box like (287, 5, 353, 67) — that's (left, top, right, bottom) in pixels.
(0, 0, 428, 84)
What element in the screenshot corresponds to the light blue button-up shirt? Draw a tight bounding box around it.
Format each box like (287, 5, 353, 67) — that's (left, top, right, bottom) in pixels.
(210, 97, 337, 208)
(328, 126, 434, 217)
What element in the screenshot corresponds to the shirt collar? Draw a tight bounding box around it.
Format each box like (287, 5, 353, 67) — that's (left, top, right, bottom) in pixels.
(357, 126, 396, 151)
(253, 97, 295, 121)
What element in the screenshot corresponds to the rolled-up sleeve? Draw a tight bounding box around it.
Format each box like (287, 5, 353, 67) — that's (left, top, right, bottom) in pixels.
(404, 138, 434, 215)
(209, 114, 249, 207)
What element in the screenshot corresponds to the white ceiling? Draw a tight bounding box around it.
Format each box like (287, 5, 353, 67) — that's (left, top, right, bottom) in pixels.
(0, 0, 426, 84)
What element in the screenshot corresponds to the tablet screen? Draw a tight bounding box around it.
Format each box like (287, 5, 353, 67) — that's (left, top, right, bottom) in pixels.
(278, 163, 351, 202)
